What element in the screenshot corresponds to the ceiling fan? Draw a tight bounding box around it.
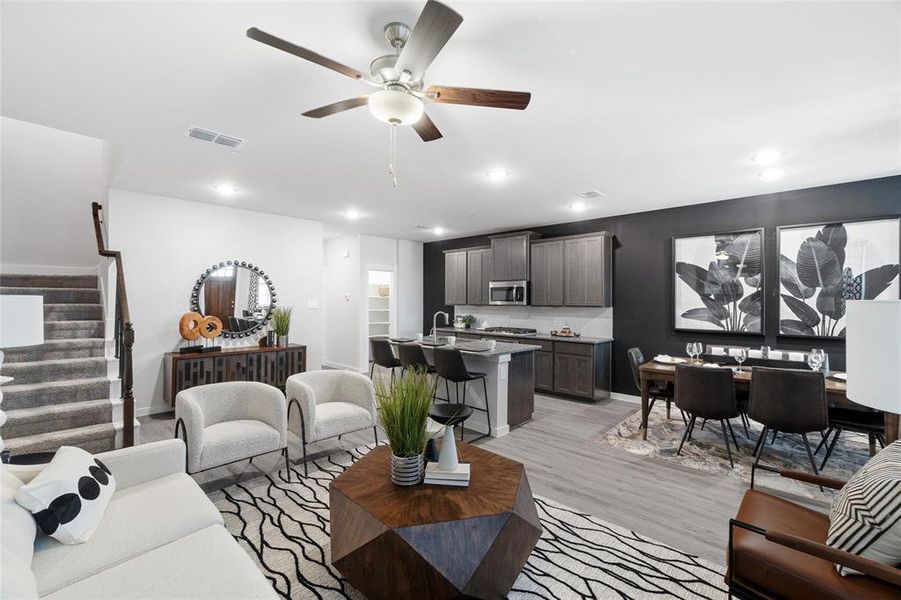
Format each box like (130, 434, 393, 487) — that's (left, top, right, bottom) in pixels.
(247, 0, 531, 185)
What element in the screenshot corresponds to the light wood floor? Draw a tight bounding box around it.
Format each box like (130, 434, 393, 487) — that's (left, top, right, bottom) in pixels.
(140, 394, 777, 565)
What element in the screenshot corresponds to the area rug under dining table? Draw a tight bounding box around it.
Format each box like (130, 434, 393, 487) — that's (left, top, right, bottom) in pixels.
(209, 444, 728, 599)
(595, 402, 870, 503)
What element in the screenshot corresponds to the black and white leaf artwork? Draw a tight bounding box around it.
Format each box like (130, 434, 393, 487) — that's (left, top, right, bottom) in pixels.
(674, 231, 764, 333)
(779, 219, 900, 338)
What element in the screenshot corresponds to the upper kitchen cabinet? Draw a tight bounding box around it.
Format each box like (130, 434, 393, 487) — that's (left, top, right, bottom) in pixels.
(530, 240, 564, 306)
(443, 250, 468, 305)
(490, 232, 533, 281)
(563, 233, 613, 307)
(466, 248, 492, 305)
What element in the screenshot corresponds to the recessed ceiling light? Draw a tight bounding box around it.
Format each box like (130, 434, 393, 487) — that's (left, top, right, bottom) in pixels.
(432, 226, 446, 235)
(570, 202, 589, 213)
(751, 148, 783, 165)
(344, 209, 362, 220)
(214, 183, 238, 197)
(486, 169, 509, 182)
(758, 169, 785, 182)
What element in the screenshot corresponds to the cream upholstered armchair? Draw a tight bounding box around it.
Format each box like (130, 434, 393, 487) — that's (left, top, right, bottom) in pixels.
(175, 381, 289, 478)
(286, 370, 378, 476)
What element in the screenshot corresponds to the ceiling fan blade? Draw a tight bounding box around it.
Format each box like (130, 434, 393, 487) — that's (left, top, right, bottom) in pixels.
(302, 97, 369, 119)
(412, 112, 443, 142)
(393, 1, 463, 82)
(426, 85, 531, 110)
(247, 27, 365, 80)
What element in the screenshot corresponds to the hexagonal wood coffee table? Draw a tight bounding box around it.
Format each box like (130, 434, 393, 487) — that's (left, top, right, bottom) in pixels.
(330, 442, 542, 600)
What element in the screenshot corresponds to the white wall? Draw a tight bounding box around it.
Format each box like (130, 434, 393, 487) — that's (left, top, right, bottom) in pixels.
(0, 117, 112, 271)
(454, 304, 614, 339)
(323, 235, 362, 371)
(107, 189, 324, 415)
(323, 234, 423, 372)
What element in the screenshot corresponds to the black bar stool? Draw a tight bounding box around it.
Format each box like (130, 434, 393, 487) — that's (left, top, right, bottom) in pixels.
(433, 347, 491, 442)
(397, 343, 445, 401)
(369, 337, 402, 386)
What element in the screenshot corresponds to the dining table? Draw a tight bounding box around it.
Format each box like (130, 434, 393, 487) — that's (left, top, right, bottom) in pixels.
(638, 359, 899, 444)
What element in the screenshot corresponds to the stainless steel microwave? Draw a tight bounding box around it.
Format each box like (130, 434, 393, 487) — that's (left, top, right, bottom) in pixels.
(488, 280, 528, 306)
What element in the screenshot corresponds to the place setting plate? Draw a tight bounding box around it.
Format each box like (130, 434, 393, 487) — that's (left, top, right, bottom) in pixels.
(653, 355, 687, 365)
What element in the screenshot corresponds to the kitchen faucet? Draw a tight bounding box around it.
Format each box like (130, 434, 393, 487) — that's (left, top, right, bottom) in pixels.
(432, 311, 450, 342)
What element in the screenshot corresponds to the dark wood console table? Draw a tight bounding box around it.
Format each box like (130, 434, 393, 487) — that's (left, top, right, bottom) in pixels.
(163, 344, 306, 406)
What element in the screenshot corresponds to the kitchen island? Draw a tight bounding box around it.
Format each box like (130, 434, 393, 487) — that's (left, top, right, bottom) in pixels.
(388, 338, 539, 438)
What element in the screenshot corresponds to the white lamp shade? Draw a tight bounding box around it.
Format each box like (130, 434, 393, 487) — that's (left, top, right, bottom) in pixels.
(0, 295, 45, 348)
(846, 300, 901, 413)
(368, 90, 424, 125)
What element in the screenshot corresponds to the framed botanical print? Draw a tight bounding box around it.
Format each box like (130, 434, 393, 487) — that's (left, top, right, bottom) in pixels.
(673, 228, 764, 334)
(778, 217, 900, 338)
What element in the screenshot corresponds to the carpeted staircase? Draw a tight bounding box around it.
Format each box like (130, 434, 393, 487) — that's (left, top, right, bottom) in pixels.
(1, 274, 117, 454)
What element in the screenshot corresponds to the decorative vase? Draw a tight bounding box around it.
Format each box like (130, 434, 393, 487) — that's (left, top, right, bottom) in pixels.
(276, 334, 289, 347)
(266, 331, 276, 347)
(390, 452, 424, 486)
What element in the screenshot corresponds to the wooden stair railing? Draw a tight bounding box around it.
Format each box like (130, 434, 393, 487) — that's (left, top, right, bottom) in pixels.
(92, 202, 135, 447)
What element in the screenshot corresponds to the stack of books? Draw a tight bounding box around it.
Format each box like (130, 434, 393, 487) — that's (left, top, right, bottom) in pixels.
(423, 462, 471, 487)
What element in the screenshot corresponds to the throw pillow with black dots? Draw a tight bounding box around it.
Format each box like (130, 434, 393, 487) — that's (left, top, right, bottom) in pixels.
(15, 448, 117, 544)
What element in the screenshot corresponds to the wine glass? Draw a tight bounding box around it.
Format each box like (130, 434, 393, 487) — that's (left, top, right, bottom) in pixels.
(808, 348, 826, 372)
(735, 347, 749, 372)
(693, 342, 704, 364)
(685, 342, 695, 363)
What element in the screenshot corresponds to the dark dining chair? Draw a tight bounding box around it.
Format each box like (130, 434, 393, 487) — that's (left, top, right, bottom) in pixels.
(626, 347, 684, 423)
(674, 365, 742, 467)
(368, 337, 402, 385)
(748, 367, 828, 475)
(433, 347, 490, 442)
(815, 406, 886, 470)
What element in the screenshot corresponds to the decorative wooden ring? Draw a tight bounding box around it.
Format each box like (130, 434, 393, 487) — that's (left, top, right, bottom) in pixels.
(199, 316, 223, 339)
(179, 312, 204, 341)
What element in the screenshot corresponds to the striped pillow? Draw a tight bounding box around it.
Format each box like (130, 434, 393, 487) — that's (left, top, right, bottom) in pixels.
(827, 440, 901, 575)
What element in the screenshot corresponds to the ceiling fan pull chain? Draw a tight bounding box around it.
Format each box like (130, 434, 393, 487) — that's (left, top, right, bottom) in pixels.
(389, 123, 399, 187)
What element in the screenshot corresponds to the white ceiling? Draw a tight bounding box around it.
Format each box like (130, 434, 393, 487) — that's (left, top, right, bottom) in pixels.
(2, 1, 899, 241)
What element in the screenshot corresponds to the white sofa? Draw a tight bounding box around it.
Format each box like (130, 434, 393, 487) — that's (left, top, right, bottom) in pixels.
(1, 439, 277, 600)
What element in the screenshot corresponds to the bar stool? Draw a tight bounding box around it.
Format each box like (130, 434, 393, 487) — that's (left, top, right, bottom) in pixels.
(433, 347, 491, 442)
(397, 343, 444, 401)
(369, 337, 402, 386)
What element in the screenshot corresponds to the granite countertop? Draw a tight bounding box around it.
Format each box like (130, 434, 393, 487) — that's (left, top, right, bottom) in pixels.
(435, 327, 613, 345)
(389, 336, 540, 356)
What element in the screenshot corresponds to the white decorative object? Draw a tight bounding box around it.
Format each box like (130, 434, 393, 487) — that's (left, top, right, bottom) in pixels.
(0, 295, 45, 453)
(15, 447, 116, 545)
(845, 300, 901, 414)
(175, 381, 288, 474)
(437, 422, 460, 471)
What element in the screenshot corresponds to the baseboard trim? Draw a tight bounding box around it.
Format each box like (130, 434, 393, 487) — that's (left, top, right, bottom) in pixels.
(610, 392, 641, 405)
(322, 361, 366, 373)
(0, 263, 98, 275)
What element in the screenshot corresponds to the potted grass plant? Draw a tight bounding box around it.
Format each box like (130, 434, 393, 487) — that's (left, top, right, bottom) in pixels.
(375, 368, 433, 486)
(272, 306, 292, 347)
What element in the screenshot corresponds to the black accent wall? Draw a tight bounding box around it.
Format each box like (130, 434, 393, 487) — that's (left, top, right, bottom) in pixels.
(423, 175, 901, 396)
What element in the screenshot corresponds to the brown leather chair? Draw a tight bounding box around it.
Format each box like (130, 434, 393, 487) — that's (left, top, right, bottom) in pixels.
(674, 365, 742, 467)
(748, 367, 828, 475)
(627, 347, 684, 422)
(727, 465, 901, 599)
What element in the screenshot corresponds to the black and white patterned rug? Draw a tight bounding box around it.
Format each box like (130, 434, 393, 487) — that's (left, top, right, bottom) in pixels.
(209, 444, 727, 599)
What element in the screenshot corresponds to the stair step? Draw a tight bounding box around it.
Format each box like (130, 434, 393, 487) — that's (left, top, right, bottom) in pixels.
(45, 320, 105, 340)
(0, 357, 107, 385)
(0, 274, 98, 289)
(2, 339, 105, 363)
(0, 377, 112, 410)
(44, 303, 104, 322)
(1, 399, 112, 439)
(2, 423, 116, 456)
(0, 286, 101, 304)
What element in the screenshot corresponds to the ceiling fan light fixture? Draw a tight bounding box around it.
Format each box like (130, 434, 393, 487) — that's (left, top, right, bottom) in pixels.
(368, 89, 424, 125)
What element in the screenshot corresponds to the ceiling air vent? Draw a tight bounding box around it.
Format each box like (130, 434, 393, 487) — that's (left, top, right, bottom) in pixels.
(578, 190, 605, 199)
(185, 126, 245, 150)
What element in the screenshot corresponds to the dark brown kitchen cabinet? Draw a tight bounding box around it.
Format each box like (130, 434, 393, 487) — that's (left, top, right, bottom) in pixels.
(443, 250, 468, 305)
(553, 344, 595, 399)
(466, 248, 492, 305)
(530, 240, 564, 306)
(490, 232, 532, 281)
(535, 350, 554, 391)
(563, 233, 613, 307)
